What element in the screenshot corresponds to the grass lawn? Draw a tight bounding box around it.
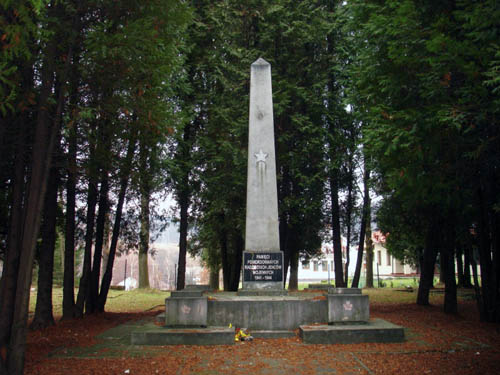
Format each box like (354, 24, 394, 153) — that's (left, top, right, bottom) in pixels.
(29, 287, 170, 318)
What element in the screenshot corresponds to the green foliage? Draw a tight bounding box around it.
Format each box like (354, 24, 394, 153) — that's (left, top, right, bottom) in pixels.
(0, 0, 45, 115)
(343, 0, 499, 318)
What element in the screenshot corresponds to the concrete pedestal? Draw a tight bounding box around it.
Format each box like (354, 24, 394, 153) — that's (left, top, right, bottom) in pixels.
(327, 292, 369, 324)
(165, 296, 207, 327)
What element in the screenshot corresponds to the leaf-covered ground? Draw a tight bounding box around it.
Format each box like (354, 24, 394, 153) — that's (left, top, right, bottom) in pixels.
(25, 293, 500, 375)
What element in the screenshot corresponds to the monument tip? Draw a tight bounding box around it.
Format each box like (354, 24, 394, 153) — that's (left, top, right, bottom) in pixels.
(252, 57, 270, 66)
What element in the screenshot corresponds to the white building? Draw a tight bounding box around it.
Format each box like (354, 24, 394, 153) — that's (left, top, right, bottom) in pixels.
(297, 240, 354, 283)
(370, 231, 417, 277)
(296, 232, 417, 284)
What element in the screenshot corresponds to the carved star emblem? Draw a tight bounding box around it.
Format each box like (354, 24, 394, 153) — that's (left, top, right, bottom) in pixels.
(254, 149, 268, 163)
(343, 301, 353, 311)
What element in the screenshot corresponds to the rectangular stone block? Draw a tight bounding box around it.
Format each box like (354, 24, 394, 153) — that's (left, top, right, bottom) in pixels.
(185, 284, 212, 292)
(170, 290, 204, 298)
(328, 287, 362, 295)
(299, 319, 405, 344)
(207, 297, 327, 330)
(328, 294, 369, 323)
(165, 296, 207, 327)
(307, 283, 332, 290)
(131, 327, 234, 346)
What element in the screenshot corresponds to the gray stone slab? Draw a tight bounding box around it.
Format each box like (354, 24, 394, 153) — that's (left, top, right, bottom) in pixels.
(165, 296, 207, 327)
(328, 294, 369, 323)
(307, 283, 332, 290)
(131, 326, 234, 346)
(170, 290, 204, 298)
(251, 330, 296, 339)
(185, 284, 212, 292)
(299, 318, 405, 344)
(237, 288, 288, 296)
(328, 287, 362, 295)
(207, 297, 327, 330)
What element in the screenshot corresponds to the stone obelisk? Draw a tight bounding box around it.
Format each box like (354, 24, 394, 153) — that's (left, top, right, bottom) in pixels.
(241, 58, 284, 294)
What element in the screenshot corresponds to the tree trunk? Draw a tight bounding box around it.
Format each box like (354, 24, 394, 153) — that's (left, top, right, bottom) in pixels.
(365, 222, 374, 288)
(62, 120, 77, 320)
(30, 159, 60, 330)
(439, 252, 445, 284)
(352, 165, 370, 288)
(476, 181, 498, 322)
(219, 217, 230, 291)
(344, 166, 354, 286)
(138, 189, 150, 289)
(75, 170, 98, 316)
(417, 223, 439, 306)
(288, 246, 299, 290)
(176, 121, 192, 291)
(470, 247, 483, 316)
(330, 169, 345, 287)
(228, 232, 243, 291)
(281, 221, 291, 286)
(176, 190, 189, 290)
(5, 42, 61, 375)
(442, 245, 457, 314)
(87, 172, 109, 313)
(227, 229, 245, 292)
(209, 269, 219, 290)
(138, 138, 151, 289)
(463, 247, 473, 288)
(456, 247, 465, 288)
(61, 40, 81, 319)
(278, 166, 291, 286)
(0, 117, 27, 349)
(97, 130, 137, 311)
(2, 4, 77, 371)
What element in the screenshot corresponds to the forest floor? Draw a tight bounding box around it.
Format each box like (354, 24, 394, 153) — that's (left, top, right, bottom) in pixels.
(25, 288, 500, 375)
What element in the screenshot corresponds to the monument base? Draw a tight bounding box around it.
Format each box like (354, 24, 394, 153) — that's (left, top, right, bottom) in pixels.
(132, 291, 405, 345)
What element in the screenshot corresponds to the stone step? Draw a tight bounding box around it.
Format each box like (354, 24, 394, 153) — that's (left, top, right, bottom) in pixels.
(131, 326, 235, 346)
(250, 330, 296, 339)
(299, 318, 405, 344)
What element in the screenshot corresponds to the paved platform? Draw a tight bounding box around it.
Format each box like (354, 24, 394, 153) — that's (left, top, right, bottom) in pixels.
(299, 318, 405, 344)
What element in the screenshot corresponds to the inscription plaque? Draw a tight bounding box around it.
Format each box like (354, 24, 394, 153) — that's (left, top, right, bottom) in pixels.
(243, 252, 283, 282)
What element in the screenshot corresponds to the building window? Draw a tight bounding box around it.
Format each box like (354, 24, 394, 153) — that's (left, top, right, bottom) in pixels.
(302, 261, 310, 270)
(387, 252, 391, 266)
(377, 251, 382, 266)
(313, 261, 318, 272)
(322, 261, 328, 272)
